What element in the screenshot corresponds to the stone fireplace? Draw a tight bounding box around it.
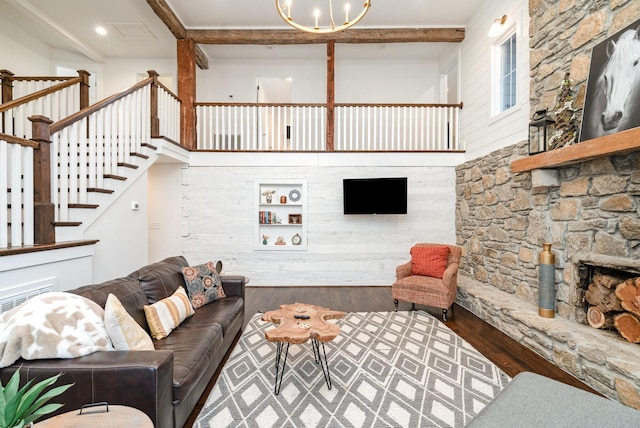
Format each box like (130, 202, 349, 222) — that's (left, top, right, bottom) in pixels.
(454, 140, 640, 409)
(453, 0, 640, 409)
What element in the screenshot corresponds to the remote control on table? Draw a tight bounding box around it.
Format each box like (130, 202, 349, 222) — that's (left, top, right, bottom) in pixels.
(294, 314, 310, 319)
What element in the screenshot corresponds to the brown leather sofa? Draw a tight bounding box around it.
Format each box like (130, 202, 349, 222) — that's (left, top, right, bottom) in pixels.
(0, 256, 245, 428)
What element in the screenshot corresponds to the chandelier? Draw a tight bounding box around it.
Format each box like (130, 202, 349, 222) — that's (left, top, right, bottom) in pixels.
(276, 0, 372, 34)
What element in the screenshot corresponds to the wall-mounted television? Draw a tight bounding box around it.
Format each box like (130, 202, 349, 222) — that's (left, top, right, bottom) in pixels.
(343, 177, 407, 214)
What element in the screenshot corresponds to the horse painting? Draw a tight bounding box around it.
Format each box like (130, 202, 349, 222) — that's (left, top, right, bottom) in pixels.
(580, 24, 640, 142)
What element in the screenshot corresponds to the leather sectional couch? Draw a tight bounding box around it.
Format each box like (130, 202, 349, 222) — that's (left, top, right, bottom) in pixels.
(0, 256, 246, 428)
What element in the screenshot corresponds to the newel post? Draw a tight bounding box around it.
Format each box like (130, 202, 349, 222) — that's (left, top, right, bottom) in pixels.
(77, 69, 91, 109)
(30, 115, 56, 245)
(148, 70, 160, 137)
(0, 69, 14, 104)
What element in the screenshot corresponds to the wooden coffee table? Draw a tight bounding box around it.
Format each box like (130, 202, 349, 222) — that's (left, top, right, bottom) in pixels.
(262, 303, 346, 394)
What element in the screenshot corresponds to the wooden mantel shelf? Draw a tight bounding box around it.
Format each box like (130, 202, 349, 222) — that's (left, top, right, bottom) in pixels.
(511, 127, 640, 173)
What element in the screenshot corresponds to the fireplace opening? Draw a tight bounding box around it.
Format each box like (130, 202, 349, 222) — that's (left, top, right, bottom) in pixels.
(578, 261, 640, 343)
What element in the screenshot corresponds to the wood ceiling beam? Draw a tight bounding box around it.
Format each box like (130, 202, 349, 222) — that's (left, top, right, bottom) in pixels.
(146, 0, 209, 69)
(186, 28, 465, 45)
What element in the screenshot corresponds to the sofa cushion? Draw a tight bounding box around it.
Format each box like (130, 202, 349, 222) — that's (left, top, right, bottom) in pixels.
(131, 256, 190, 305)
(144, 287, 195, 340)
(105, 294, 154, 351)
(410, 245, 450, 278)
(181, 261, 226, 308)
(71, 276, 150, 332)
(153, 321, 224, 402)
(190, 296, 244, 337)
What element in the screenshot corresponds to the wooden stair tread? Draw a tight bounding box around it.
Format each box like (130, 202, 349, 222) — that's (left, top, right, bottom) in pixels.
(68, 203, 99, 209)
(54, 221, 82, 226)
(142, 142, 158, 150)
(117, 162, 138, 169)
(104, 174, 127, 181)
(87, 187, 114, 194)
(131, 152, 149, 159)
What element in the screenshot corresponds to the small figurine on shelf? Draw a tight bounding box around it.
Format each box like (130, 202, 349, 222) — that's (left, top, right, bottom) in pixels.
(262, 234, 269, 245)
(275, 236, 286, 245)
(262, 190, 276, 204)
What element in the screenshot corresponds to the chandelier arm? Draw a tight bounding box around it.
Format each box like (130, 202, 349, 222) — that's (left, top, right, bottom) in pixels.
(275, 0, 371, 34)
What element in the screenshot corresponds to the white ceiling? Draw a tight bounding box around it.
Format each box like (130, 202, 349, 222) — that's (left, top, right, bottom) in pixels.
(1, 0, 483, 62)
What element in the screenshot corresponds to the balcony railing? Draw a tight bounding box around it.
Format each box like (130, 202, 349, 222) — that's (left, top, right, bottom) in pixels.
(195, 102, 463, 152)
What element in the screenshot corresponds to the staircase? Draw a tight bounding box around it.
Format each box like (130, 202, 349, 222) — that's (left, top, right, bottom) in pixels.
(1, 70, 183, 249)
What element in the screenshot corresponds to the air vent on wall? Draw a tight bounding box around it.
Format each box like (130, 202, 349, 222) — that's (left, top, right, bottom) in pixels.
(0, 278, 56, 314)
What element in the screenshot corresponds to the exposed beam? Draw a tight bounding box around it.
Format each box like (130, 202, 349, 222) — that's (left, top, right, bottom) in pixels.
(146, 0, 185, 39)
(186, 28, 465, 45)
(146, 0, 209, 69)
(195, 45, 209, 70)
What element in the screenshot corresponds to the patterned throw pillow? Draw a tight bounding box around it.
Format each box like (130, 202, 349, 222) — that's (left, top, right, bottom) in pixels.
(181, 261, 226, 308)
(410, 245, 450, 279)
(104, 294, 154, 350)
(143, 287, 195, 340)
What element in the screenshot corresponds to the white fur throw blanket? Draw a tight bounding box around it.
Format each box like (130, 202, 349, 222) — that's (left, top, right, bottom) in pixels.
(0, 292, 114, 368)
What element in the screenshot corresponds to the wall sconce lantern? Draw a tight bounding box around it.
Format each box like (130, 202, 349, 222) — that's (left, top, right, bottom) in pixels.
(529, 109, 555, 155)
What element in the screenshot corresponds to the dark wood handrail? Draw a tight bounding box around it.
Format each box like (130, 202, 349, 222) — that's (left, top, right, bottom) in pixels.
(195, 102, 327, 107)
(12, 76, 74, 82)
(194, 102, 464, 109)
(51, 77, 154, 134)
(0, 132, 39, 148)
(157, 80, 181, 102)
(336, 102, 464, 108)
(0, 76, 83, 113)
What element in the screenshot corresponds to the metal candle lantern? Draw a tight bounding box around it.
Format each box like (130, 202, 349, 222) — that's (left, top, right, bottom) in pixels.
(529, 109, 555, 155)
(538, 243, 556, 318)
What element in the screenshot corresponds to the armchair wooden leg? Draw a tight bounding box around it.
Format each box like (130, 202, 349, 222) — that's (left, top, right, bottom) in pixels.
(394, 299, 398, 311)
(411, 303, 416, 311)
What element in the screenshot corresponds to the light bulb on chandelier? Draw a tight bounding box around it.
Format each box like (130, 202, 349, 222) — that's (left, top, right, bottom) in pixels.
(276, 0, 371, 34)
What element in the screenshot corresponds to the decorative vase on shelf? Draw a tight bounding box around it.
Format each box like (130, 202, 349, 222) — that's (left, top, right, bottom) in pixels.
(538, 243, 556, 318)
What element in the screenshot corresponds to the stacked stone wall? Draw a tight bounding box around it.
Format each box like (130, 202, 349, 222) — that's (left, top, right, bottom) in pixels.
(454, 0, 640, 407)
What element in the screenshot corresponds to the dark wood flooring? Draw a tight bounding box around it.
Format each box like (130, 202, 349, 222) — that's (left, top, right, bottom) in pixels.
(184, 286, 599, 427)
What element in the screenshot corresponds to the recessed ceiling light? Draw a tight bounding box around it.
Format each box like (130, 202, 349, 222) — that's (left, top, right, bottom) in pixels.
(95, 26, 107, 36)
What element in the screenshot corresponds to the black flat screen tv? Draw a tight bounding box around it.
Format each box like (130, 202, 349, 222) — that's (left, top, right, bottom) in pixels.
(343, 177, 407, 214)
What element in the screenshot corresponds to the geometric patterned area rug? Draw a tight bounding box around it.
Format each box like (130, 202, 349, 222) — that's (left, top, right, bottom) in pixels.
(195, 311, 511, 428)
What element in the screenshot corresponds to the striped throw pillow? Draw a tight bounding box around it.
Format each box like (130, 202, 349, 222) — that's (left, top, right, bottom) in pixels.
(143, 287, 195, 340)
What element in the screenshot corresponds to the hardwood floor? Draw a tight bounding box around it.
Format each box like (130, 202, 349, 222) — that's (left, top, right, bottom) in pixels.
(184, 286, 599, 427)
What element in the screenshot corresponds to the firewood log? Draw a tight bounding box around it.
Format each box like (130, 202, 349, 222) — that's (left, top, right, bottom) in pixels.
(614, 312, 640, 343)
(586, 282, 623, 313)
(587, 306, 615, 329)
(615, 278, 640, 317)
(592, 272, 624, 289)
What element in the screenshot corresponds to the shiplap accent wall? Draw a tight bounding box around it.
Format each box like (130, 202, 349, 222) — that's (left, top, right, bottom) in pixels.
(181, 153, 462, 286)
(460, 0, 530, 160)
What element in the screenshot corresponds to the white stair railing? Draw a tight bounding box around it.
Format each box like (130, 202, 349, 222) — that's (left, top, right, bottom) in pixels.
(196, 103, 326, 151)
(195, 102, 462, 151)
(50, 84, 151, 223)
(0, 134, 36, 248)
(0, 71, 89, 140)
(335, 104, 461, 151)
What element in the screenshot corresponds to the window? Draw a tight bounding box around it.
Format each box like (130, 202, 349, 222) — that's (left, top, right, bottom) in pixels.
(491, 29, 517, 116)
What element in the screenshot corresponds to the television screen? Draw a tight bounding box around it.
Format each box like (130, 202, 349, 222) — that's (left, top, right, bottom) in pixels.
(343, 177, 407, 214)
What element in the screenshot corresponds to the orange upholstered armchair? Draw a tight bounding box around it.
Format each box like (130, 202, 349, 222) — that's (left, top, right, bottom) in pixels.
(392, 243, 462, 321)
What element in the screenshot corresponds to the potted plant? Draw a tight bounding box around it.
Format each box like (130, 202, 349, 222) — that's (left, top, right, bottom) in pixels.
(0, 369, 73, 428)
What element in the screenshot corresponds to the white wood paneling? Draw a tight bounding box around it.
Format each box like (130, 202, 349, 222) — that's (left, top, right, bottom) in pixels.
(460, 0, 530, 160)
(181, 153, 458, 286)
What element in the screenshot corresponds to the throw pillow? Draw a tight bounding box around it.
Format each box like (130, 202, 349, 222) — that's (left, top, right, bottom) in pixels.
(181, 261, 226, 308)
(411, 245, 450, 279)
(104, 294, 154, 351)
(143, 287, 195, 340)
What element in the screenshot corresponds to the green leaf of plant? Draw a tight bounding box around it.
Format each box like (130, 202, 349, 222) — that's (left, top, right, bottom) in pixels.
(20, 383, 73, 420)
(14, 374, 61, 418)
(22, 403, 64, 425)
